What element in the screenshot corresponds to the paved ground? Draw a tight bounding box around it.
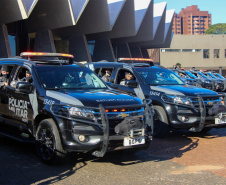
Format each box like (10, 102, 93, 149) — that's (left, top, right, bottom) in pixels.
(0, 128, 226, 185)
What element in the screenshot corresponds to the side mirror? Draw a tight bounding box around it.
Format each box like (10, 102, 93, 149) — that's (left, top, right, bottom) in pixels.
(16, 82, 33, 93)
(125, 80, 138, 88)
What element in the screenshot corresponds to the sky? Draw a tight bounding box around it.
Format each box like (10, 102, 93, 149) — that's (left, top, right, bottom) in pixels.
(155, 0, 226, 25)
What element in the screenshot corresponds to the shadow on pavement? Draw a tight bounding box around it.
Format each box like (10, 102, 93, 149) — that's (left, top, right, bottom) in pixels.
(0, 128, 225, 184)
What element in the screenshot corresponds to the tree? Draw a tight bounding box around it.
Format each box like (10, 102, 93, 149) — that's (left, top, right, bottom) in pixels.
(174, 63, 181, 69)
(205, 23, 226, 34)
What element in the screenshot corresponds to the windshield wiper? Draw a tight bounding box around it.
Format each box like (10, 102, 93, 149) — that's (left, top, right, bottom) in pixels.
(147, 84, 158, 86)
(45, 88, 61, 90)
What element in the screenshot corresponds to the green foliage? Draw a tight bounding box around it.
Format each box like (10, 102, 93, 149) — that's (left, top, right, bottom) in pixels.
(175, 63, 181, 68)
(175, 63, 181, 69)
(205, 23, 226, 34)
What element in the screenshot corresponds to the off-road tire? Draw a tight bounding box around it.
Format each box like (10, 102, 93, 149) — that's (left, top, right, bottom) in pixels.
(35, 118, 67, 164)
(153, 105, 170, 138)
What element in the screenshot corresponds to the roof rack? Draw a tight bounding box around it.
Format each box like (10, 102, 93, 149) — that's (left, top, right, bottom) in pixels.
(118, 58, 154, 66)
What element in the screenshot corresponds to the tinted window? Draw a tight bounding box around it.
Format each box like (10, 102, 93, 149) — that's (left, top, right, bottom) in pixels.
(135, 67, 184, 85)
(184, 71, 197, 78)
(215, 73, 224, 79)
(35, 65, 107, 89)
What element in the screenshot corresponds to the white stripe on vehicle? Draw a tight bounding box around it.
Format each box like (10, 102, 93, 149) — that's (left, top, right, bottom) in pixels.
(151, 86, 185, 96)
(46, 90, 84, 106)
(29, 90, 39, 119)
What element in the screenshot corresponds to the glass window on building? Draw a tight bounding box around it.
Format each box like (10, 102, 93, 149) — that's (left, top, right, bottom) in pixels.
(161, 49, 181, 52)
(203, 49, 209, 58)
(182, 49, 201, 52)
(214, 49, 220, 58)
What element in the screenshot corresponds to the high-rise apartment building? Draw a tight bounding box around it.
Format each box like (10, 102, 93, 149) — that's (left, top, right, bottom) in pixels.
(172, 5, 211, 35)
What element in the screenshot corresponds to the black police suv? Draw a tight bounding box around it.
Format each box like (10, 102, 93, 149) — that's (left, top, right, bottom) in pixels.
(0, 52, 153, 164)
(170, 69, 200, 87)
(86, 60, 226, 138)
(180, 70, 214, 90)
(212, 72, 226, 80)
(201, 71, 226, 92)
(189, 70, 218, 91)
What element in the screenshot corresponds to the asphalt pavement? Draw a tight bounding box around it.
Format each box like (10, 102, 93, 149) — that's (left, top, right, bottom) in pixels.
(0, 128, 226, 185)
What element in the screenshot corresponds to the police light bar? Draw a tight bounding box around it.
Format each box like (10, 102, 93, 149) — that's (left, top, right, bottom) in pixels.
(118, 58, 153, 62)
(20, 52, 74, 58)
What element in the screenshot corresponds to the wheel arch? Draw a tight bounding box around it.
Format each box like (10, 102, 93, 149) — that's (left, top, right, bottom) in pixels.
(33, 111, 58, 136)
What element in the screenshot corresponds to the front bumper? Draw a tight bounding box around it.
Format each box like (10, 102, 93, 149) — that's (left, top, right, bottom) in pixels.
(51, 103, 153, 157)
(166, 94, 225, 131)
(201, 82, 214, 90)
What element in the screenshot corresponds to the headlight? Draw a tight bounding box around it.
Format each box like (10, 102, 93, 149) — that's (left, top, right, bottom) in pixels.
(203, 80, 211, 84)
(185, 80, 192, 85)
(162, 95, 193, 106)
(69, 107, 94, 119)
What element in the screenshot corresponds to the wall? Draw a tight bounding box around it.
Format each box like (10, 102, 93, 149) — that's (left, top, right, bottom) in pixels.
(160, 35, 226, 70)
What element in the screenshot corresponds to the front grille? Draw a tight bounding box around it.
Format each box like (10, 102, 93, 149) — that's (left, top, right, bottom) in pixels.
(190, 96, 221, 109)
(190, 96, 221, 117)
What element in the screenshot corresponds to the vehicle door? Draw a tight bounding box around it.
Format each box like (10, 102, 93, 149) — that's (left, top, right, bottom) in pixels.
(111, 68, 146, 100)
(4, 66, 34, 130)
(0, 64, 16, 122)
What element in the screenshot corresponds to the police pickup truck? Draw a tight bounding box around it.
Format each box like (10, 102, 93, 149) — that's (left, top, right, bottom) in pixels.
(0, 53, 153, 164)
(86, 58, 226, 138)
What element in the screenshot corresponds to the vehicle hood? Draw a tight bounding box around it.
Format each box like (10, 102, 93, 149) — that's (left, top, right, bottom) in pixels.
(151, 85, 218, 97)
(46, 89, 142, 107)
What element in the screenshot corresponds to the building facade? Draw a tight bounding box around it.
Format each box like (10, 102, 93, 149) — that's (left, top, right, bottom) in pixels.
(0, 0, 174, 62)
(172, 5, 211, 35)
(160, 35, 226, 73)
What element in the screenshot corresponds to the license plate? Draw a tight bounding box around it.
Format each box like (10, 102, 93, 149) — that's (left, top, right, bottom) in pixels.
(123, 136, 145, 146)
(215, 117, 226, 124)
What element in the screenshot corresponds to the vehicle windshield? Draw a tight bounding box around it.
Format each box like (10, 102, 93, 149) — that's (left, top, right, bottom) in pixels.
(184, 71, 197, 78)
(215, 73, 225, 79)
(206, 72, 217, 79)
(197, 72, 208, 78)
(135, 67, 184, 85)
(35, 65, 107, 89)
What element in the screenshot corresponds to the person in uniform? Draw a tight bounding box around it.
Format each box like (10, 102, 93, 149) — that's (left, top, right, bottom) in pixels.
(120, 72, 134, 85)
(179, 72, 185, 78)
(102, 70, 112, 82)
(0, 65, 10, 86)
(21, 70, 33, 83)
